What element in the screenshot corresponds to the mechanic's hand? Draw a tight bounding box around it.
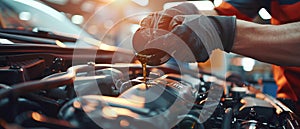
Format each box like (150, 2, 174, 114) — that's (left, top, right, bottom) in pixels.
(140, 3, 199, 31)
(141, 15, 236, 62)
(133, 3, 199, 65)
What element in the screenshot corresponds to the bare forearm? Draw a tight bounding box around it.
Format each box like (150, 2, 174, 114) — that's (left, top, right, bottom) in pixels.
(232, 20, 300, 66)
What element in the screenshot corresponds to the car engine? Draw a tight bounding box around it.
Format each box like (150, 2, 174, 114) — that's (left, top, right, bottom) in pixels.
(0, 45, 299, 129)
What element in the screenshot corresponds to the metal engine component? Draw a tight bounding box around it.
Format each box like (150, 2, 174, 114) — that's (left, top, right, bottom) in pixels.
(0, 62, 299, 129)
(59, 77, 196, 129)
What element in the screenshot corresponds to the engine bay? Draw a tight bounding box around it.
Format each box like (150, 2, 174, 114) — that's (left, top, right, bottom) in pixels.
(0, 44, 299, 129)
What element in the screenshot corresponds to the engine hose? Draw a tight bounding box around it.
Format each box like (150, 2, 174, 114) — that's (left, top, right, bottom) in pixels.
(177, 111, 205, 129)
(221, 108, 233, 129)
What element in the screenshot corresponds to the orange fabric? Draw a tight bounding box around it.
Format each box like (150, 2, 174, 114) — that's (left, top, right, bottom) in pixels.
(271, 1, 300, 24)
(215, 2, 253, 21)
(273, 66, 300, 101)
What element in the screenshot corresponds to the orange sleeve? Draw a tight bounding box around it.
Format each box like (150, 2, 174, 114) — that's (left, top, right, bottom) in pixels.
(271, 1, 300, 24)
(214, 1, 253, 21)
(273, 65, 300, 101)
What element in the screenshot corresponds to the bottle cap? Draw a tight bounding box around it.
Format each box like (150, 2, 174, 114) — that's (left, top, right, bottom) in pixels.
(132, 28, 171, 66)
